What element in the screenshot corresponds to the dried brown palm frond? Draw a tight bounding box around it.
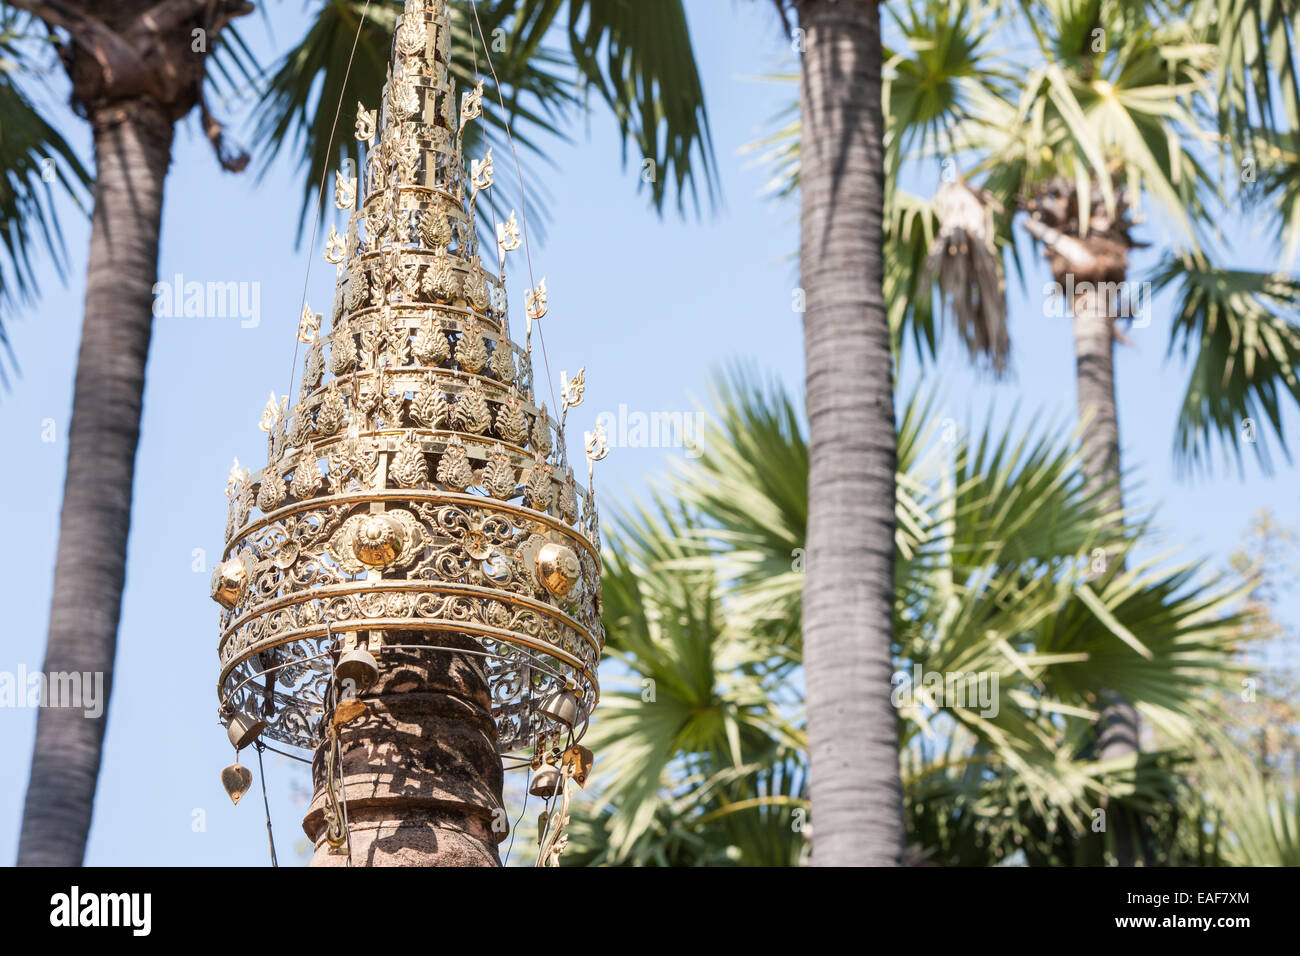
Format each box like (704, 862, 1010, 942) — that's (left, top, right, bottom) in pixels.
(927, 180, 1009, 373)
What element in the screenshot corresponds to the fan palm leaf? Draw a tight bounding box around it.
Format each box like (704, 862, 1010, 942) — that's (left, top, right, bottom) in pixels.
(571, 368, 1259, 865)
(1152, 250, 1300, 474)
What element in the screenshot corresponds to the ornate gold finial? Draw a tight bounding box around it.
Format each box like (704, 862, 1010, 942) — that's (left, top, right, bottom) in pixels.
(259, 392, 285, 432)
(584, 421, 609, 489)
(525, 277, 548, 320)
(335, 169, 357, 210)
(355, 102, 376, 145)
(214, 0, 604, 835)
(560, 366, 586, 432)
(324, 226, 347, 265)
(297, 303, 321, 343)
(470, 148, 495, 205)
(496, 211, 520, 264)
(226, 458, 249, 498)
(460, 78, 484, 130)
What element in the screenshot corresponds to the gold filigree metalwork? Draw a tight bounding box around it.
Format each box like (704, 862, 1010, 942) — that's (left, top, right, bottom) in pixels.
(215, 0, 604, 761)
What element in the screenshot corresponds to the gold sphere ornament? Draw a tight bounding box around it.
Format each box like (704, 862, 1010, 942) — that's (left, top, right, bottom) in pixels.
(210, 558, 247, 609)
(535, 541, 581, 597)
(354, 514, 405, 566)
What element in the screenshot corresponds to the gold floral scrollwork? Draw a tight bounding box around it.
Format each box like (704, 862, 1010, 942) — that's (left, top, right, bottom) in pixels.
(470, 147, 494, 192)
(395, 0, 427, 57)
(391, 432, 430, 488)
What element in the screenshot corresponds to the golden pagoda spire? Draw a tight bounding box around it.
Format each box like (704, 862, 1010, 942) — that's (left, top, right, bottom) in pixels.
(213, 0, 603, 865)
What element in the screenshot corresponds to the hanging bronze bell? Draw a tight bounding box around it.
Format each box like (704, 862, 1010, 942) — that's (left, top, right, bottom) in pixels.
(537, 685, 580, 728)
(529, 761, 562, 798)
(336, 647, 380, 693)
(226, 710, 267, 751)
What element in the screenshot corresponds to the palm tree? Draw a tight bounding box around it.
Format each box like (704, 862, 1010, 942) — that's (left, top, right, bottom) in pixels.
(10, 0, 714, 866)
(902, 0, 1300, 861)
(565, 369, 1257, 865)
(793, 0, 903, 867)
(9, 0, 258, 867)
(752, 0, 1300, 863)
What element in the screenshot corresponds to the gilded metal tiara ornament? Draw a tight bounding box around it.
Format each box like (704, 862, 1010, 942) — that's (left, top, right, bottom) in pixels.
(213, 0, 603, 763)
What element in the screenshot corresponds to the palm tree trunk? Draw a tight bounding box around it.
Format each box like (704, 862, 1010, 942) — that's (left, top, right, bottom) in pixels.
(18, 101, 173, 866)
(302, 632, 505, 866)
(797, 0, 904, 866)
(1072, 281, 1143, 865)
(1072, 285, 1124, 519)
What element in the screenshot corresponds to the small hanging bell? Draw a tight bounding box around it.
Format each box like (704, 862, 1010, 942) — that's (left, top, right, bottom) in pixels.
(529, 761, 562, 798)
(226, 710, 267, 751)
(537, 684, 580, 728)
(336, 647, 380, 693)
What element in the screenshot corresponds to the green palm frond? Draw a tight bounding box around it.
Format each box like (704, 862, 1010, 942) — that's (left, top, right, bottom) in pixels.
(564, 752, 808, 866)
(904, 725, 1199, 865)
(1188, 0, 1300, 160)
(1208, 762, 1300, 865)
(658, 369, 946, 642)
(573, 368, 1259, 865)
(579, 494, 802, 863)
(883, 0, 1013, 176)
(1243, 128, 1300, 260)
(1152, 251, 1300, 474)
(887, 189, 941, 364)
(663, 369, 807, 641)
(545, 0, 717, 214)
(203, 19, 261, 103)
(966, 7, 1219, 241)
(0, 14, 91, 383)
(890, 381, 1254, 863)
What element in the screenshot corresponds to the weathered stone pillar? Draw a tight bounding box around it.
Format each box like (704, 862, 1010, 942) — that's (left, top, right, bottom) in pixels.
(303, 632, 505, 866)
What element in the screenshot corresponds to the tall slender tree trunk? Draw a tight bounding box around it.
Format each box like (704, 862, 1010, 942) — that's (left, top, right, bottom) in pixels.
(797, 0, 904, 866)
(302, 633, 505, 867)
(1072, 285, 1123, 518)
(18, 102, 173, 865)
(1072, 281, 1143, 865)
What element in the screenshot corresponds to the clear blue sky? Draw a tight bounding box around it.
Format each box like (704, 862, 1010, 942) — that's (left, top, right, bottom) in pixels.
(1, 1, 1295, 866)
